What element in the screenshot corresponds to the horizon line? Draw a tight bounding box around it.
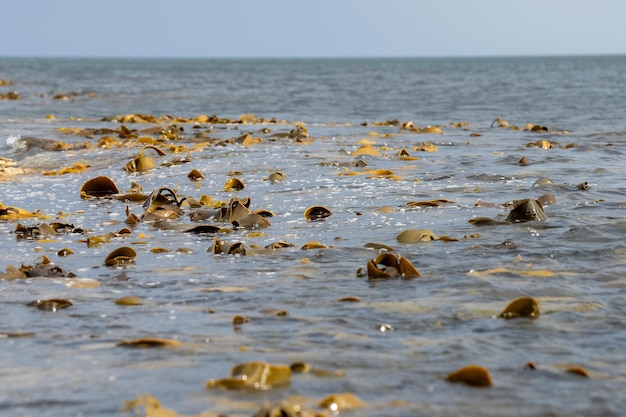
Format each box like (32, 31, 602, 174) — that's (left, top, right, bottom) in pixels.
(1, 52, 624, 60)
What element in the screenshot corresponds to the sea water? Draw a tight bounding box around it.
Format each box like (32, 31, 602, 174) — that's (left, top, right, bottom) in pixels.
(0, 56, 625, 416)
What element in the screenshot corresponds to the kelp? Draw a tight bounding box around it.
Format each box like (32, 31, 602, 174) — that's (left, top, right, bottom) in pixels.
(265, 172, 286, 182)
(143, 187, 185, 211)
(104, 246, 137, 266)
(125, 145, 166, 173)
(115, 295, 143, 306)
(117, 337, 181, 348)
(232, 213, 271, 229)
(469, 267, 556, 278)
(224, 177, 245, 192)
(445, 364, 492, 387)
(362, 252, 421, 279)
(43, 161, 90, 175)
(303, 206, 331, 222)
(3, 256, 75, 278)
(396, 229, 439, 243)
(406, 198, 453, 207)
(80, 176, 120, 198)
(289, 362, 345, 378)
(29, 299, 73, 312)
(352, 144, 380, 157)
(319, 392, 366, 411)
(0, 202, 44, 220)
(414, 141, 438, 152)
(206, 361, 291, 390)
(189, 197, 252, 222)
(187, 169, 204, 181)
(497, 296, 540, 319)
(506, 198, 548, 222)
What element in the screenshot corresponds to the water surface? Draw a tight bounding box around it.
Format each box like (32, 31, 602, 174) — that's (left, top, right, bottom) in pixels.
(0, 56, 625, 416)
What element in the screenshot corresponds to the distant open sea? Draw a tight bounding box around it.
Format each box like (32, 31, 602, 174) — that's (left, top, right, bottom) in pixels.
(0, 56, 625, 417)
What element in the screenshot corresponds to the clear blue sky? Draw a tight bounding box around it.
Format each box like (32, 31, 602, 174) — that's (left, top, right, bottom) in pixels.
(2, 0, 625, 58)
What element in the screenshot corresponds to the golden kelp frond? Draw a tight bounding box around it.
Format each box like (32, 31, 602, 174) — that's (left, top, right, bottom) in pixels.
(506, 198, 548, 222)
(124, 394, 182, 417)
(396, 229, 439, 243)
(364, 169, 402, 180)
(419, 126, 444, 134)
(206, 361, 291, 390)
(497, 296, 539, 319)
(117, 338, 181, 348)
(352, 144, 380, 157)
(445, 364, 492, 387)
(104, 246, 137, 266)
(80, 176, 120, 198)
(319, 392, 366, 411)
(1, 202, 44, 220)
(406, 199, 453, 207)
(187, 169, 204, 181)
(264, 172, 286, 182)
(97, 136, 123, 148)
(526, 139, 555, 149)
(491, 118, 509, 128)
(115, 295, 143, 306)
(44, 161, 90, 176)
(413, 141, 438, 152)
(224, 178, 245, 192)
(397, 148, 419, 160)
(125, 145, 167, 173)
(300, 241, 329, 250)
(232, 213, 271, 229)
(29, 299, 73, 312)
(233, 133, 262, 146)
(304, 205, 331, 221)
(468, 267, 556, 278)
(364, 252, 421, 279)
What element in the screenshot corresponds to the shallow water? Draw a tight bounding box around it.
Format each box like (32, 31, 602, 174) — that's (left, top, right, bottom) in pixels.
(1, 56, 625, 416)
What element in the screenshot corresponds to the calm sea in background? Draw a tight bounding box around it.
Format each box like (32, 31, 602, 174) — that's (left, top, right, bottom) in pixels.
(1, 56, 625, 416)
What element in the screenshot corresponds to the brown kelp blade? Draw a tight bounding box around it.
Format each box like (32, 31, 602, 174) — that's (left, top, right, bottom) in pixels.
(445, 364, 492, 387)
(206, 361, 291, 390)
(104, 246, 137, 266)
(304, 205, 332, 221)
(497, 296, 539, 319)
(80, 176, 120, 198)
(506, 198, 547, 222)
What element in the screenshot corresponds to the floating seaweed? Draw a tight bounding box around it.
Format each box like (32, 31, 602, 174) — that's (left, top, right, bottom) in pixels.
(304, 205, 332, 221)
(206, 361, 291, 390)
(396, 229, 439, 243)
(104, 246, 137, 266)
(506, 198, 548, 222)
(445, 364, 492, 387)
(29, 299, 73, 312)
(80, 176, 120, 198)
(117, 337, 181, 348)
(115, 295, 143, 306)
(497, 296, 540, 319)
(124, 145, 166, 173)
(363, 252, 421, 279)
(224, 178, 245, 192)
(187, 168, 204, 181)
(319, 392, 365, 411)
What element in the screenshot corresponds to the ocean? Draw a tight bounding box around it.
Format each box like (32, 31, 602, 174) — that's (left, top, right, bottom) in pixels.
(0, 56, 625, 416)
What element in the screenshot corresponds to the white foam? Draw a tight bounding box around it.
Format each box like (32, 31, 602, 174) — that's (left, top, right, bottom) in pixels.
(6, 135, 26, 152)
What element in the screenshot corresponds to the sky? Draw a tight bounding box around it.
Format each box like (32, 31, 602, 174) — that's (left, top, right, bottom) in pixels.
(2, 0, 625, 58)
